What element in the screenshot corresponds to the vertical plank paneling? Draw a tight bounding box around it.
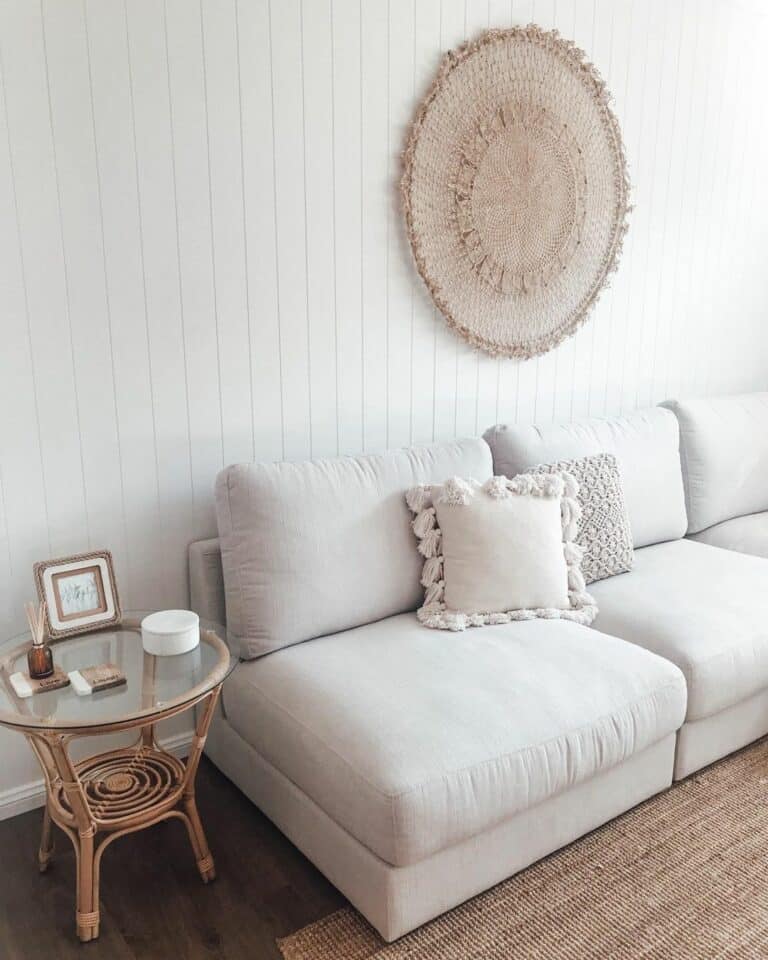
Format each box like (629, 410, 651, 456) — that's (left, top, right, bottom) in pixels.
(0, 1, 88, 554)
(270, 0, 312, 461)
(711, 11, 752, 397)
(165, 0, 223, 535)
(360, 0, 390, 451)
(41, 0, 128, 574)
(729, 30, 763, 392)
(630, 0, 667, 411)
(125, 0, 192, 607)
(648, 0, 686, 407)
(669, 0, 713, 402)
(332, 0, 364, 454)
(386, 0, 416, 448)
(689, 0, 737, 398)
(617, 0, 650, 414)
(662, 0, 703, 399)
(84, 0, 164, 609)
(237, 0, 283, 463)
(1, 0, 768, 808)
(601, 0, 633, 416)
(0, 26, 51, 626)
(201, 0, 253, 467)
(738, 30, 767, 392)
(698, 6, 737, 399)
(302, 0, 337, 458)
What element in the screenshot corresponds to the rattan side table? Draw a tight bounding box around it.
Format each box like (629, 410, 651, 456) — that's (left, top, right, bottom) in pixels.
(0, 614, 236, 942)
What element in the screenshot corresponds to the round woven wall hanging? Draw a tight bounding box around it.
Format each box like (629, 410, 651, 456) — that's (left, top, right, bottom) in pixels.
(401, 26, 631, 359)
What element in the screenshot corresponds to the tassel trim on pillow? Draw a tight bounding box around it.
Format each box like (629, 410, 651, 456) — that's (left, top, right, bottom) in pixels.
(406, 473, 598, 631)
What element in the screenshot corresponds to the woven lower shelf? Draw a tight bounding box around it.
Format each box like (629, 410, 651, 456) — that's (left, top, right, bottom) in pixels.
(59, 745, 186, 826)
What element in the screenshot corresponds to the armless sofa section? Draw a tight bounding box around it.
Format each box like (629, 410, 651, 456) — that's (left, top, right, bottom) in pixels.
(192, 429, 686, 941)
(484, 401, 768, 780)
(189, 395, 768, 942)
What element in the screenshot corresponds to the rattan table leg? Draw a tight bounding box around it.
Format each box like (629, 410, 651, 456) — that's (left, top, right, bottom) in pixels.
(184, 796, 216, 883)
(76, 829, 99, 943)
(180, 688, 220, 883)
(38, 803, 54, 873)
(45, 734, 101, 943)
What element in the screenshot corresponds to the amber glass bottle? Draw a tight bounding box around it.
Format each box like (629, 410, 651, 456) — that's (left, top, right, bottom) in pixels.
(28, 641, 54, 680)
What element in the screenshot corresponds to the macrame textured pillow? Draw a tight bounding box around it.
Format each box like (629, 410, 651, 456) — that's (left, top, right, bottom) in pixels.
(532, 453, 633, 584)
(406, 474, 597, 631)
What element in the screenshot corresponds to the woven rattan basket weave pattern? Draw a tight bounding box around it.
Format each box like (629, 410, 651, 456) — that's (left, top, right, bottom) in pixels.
(402, 25, 631, 359)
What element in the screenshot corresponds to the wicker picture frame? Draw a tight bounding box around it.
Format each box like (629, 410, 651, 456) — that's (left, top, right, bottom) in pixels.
(33, 550, 122, 640)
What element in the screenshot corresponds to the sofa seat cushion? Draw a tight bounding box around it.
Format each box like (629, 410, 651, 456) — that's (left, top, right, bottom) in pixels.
(590, 539, 768, 722)
(688, 511, 768, 559)
(222, 613, 686, 867)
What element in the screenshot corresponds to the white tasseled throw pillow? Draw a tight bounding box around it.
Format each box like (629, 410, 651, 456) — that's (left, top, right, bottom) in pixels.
(406, 474, 597, 631)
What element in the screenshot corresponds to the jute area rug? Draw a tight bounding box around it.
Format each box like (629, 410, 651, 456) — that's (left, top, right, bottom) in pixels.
(278, 739, 768, 960)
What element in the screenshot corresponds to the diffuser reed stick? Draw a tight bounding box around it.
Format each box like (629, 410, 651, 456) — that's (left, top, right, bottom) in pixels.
(25, 600, 47, 646)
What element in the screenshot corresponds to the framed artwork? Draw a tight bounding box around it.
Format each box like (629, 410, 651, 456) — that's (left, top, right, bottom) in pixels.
(33, 551, 122, 640)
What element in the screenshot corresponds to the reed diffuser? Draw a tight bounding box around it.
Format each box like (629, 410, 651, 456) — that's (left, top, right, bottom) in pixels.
(26, 600, 54, 680)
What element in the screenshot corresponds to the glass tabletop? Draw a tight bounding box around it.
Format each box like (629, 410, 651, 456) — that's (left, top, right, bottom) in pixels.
(0, 613, 237, 732)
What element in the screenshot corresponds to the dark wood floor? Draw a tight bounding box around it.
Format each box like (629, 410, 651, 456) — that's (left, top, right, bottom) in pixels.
(0, 757, 345, 959)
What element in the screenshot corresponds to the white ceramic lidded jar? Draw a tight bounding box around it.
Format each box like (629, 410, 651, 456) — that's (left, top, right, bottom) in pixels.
(141, 610, 200, 656)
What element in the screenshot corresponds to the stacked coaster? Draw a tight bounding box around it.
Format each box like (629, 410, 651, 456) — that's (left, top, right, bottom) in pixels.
(10, 668, 70, 699)
(69, 663, 127, 696)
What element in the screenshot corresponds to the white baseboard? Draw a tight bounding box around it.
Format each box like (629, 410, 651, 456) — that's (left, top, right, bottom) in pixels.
(0, 730, 194, 822)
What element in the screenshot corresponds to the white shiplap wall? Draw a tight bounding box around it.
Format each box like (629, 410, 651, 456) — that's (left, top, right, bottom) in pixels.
(0, 0, 767, 806)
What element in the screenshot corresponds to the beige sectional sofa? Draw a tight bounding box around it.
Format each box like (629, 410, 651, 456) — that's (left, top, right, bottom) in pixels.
(485, 395, 768, 781)
(189, 392, 768, 942)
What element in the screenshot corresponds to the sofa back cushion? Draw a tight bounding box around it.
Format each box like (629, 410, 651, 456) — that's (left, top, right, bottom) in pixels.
(483, 407, 687, 549)
(215, 439, 493, 659)
(662, 393, 768, 534)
